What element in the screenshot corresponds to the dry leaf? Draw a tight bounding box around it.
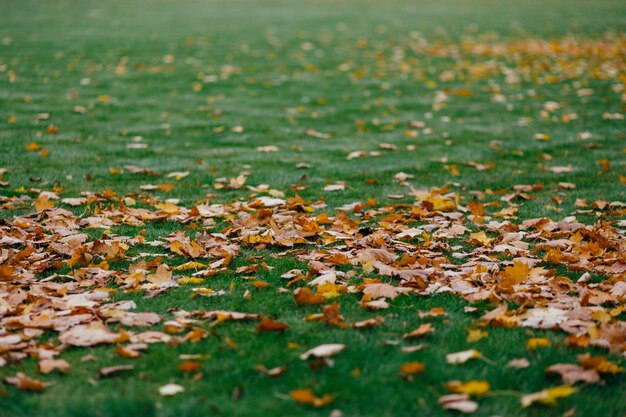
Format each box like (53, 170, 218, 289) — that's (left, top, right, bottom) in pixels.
(521, 385, 577, 407)
(159, 383, 184, 396)
(299, 344, 345, 360)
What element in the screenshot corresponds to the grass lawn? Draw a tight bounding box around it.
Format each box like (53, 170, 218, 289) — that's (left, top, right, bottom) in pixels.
(1, 0, 625, 416)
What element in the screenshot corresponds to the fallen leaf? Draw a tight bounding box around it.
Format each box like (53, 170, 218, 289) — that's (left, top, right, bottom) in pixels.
(445, 380, 490, 396)
(403, 323, 435, 339)
(521, 385, 577, 407)
(38, 359, 70, 374)
(446, 349, 482, 365)
(99, 365, 134, 377)
(159, 383, 185, 396)
(290, 388, 334, 408)
(299, 344, 345, 360)
(256, 318, 289, 332)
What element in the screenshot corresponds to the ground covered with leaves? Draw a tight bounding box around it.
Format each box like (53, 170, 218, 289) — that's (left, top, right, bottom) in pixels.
(1, 0, 625, 416)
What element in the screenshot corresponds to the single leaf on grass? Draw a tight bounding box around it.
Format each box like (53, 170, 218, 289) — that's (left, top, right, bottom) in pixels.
(527, 337, 551, 349)
(398, 362, 425, 380)
(115, 346, 142, 359)
(255, 364, 287, 377)
(99, 365, 134, 377)
(256, 318, 289, 332)
(403, 323, 435, 339)
(445, 380, 490, 396)
(290, 388, 333, 408)
(438, 393, 478, 414)
(299, 344, 345, 360)
(352, 316, 384, 329)
(159, 383, 184, 396)
(507, 358, 531, 369)
(38, 359, 70, 374)
(466, 329, 488, 343)
(179, 361, 202, 372)
(521, 385, 577, 407)
(446, 349, 482, 364)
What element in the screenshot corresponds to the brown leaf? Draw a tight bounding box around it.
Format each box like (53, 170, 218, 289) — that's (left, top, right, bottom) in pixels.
(4, 373, 46, 392)
(256, 318, 289, 332)
(403, 323, 435, 339)
(294, 287, 326, 305)
(99, 365, 134, 377)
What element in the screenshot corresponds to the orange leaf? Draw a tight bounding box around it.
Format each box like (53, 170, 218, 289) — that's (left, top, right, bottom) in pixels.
(290, 388, 334, 408)
(179, 361, 202, 372)
(294, 287, 326, 305)
(398, 362, 425, 380)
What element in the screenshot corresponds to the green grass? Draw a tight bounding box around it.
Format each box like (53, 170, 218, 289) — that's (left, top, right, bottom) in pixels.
(1, 0, 625, 416)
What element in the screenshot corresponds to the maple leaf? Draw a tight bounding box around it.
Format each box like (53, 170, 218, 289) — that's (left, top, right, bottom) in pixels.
(33, 194, 55, 211)
(500, 260, 530, 285)
(469, 231, 493, 246)
(507, 358, 531, 369)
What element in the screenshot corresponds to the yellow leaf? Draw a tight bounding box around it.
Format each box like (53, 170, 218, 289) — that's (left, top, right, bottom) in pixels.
(469, 231, 493, 246)
(33, 195, 54, 211)
(527, 337, 551, 349)
(521, 385, 577, 407)
(446, 380, 490, 396)
(501, 261, 530, 284)
(25, 141, 40, 151)
(156, 202, 180, 214)
(466, 329, 488, 343)
(173, 261, 206, 271)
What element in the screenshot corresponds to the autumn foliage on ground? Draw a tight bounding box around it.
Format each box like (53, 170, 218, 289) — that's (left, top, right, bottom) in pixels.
(1, 0, 625, 416)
